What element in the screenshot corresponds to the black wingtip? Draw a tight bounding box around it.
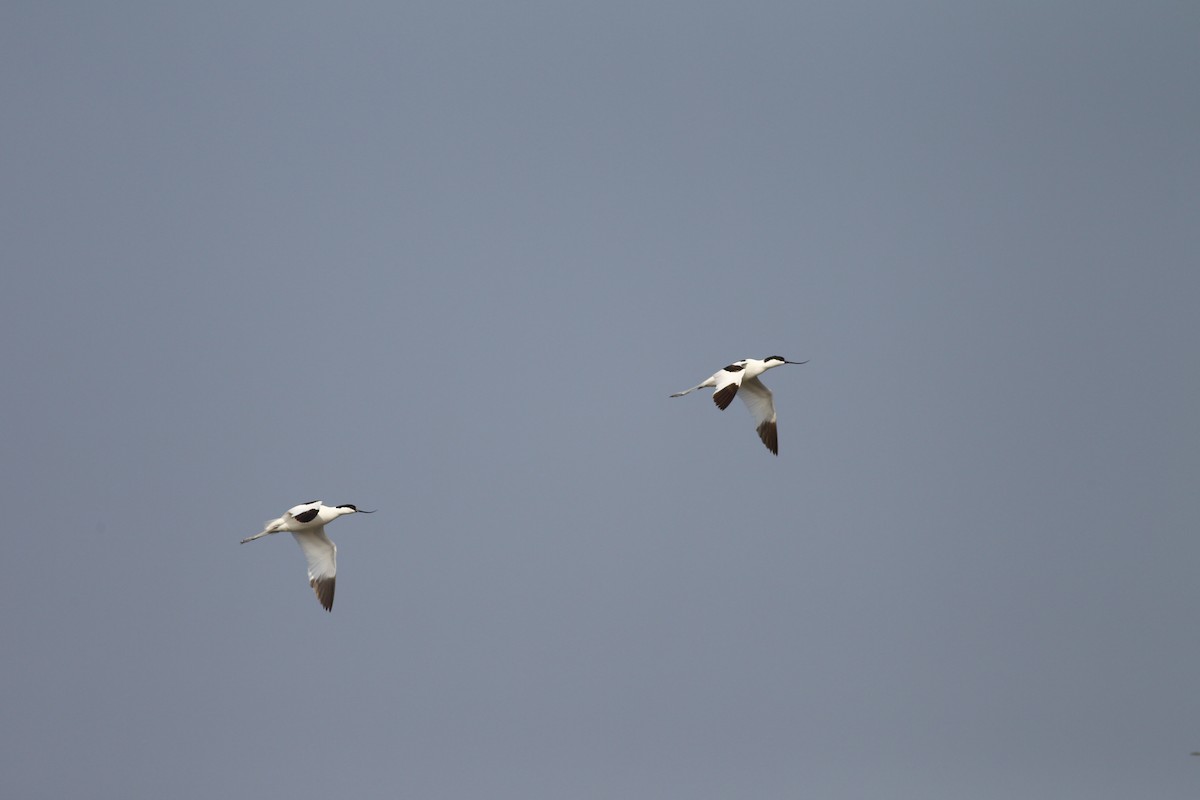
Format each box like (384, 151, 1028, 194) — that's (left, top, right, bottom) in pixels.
(713, 384, 738, 410)
(757, 421, 779, 455)
(311, 577, 335, 612)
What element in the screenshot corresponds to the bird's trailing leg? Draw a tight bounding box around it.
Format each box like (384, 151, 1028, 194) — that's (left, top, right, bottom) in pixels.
(670, 379, 715, 398)
(240, 518, 285, 544)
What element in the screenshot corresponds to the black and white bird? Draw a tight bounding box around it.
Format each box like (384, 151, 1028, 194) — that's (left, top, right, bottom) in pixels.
(240, 500, 374, 612)
(670, 355, 808, 455)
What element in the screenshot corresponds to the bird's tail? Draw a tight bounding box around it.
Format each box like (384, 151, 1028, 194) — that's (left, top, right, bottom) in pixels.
(240, 516, 285, 544)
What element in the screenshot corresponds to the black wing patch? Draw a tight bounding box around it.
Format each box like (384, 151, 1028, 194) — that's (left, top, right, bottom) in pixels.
(723, 363, 745, 372)
(713, 383, 739, 410)
(294, 508, 320, 523)
(757, 420, 779, 455)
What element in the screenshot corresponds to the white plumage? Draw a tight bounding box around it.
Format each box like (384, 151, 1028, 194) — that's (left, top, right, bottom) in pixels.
(240, 500, 373, 612)
(671, 355, 808, 455)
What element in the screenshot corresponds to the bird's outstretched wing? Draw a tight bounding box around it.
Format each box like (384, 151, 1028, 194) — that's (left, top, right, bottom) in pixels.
(292, 528, 337, 611)
(670, 361, 747, 407)
(710, 364, 747, 410)
(739, 376, 779, 454)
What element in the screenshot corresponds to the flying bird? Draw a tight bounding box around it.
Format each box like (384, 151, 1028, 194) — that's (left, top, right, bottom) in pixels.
(670, 355, 808, 455)
(240, 500, 374, 611)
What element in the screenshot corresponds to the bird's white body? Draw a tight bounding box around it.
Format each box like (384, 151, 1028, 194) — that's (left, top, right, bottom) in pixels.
(240, 500, 373, 612)
(670, 355, 807, 455)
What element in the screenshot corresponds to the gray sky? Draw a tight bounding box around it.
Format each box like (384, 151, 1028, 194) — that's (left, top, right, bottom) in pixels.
(3, 2, 1198, 797)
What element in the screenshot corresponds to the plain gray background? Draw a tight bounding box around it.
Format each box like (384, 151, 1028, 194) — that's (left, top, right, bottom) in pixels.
(3, 2, 1198, 798)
